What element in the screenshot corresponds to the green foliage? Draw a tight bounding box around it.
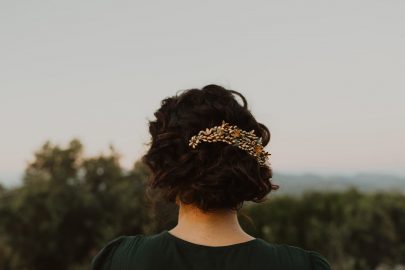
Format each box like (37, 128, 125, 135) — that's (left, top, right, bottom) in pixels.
(0, 139, 155, 270)
(0, 139, 404, 270)
(243, 187, 405, 270)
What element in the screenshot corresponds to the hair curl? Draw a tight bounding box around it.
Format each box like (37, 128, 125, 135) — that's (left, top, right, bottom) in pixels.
(141, 84, 279, 213)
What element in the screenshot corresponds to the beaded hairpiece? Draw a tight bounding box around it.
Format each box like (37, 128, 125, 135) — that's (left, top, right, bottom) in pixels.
(188, 120, 270, 166)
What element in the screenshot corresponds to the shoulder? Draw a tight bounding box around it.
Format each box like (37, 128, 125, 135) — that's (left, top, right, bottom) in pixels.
(91, 234, 144, 270)
(307, 250, 332, 270)
(278, 244, 331, 270)
(256, 241, 331, 270)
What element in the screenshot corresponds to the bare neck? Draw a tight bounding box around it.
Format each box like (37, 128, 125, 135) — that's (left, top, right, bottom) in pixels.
(168, 202, 255, 246)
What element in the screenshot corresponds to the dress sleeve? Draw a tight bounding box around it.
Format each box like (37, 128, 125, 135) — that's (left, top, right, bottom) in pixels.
(91, 236, 126, 270)
(308, 250, 332, 270)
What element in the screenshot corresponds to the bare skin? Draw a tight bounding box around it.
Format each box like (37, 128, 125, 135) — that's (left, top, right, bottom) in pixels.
(168, 198, 256, 247)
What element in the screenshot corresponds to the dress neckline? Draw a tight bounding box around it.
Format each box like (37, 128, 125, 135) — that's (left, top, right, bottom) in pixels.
(163, 229, 259, 249)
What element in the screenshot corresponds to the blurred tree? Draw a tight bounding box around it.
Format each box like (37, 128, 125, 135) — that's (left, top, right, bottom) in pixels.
(0, 139, 404, 270)
(243, 187, 405, 270)
(23, 139, 83, 185)
(0, 139, 154, 270)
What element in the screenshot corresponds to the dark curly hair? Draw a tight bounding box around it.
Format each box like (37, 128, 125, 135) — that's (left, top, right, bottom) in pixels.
(141, 84, 279, 213)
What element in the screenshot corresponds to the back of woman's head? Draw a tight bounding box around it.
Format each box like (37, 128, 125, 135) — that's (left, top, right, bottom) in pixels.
(141, 84, 279, 213)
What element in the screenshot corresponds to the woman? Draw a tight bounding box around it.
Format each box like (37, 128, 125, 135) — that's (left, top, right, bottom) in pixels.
(91, 84, 331, 270)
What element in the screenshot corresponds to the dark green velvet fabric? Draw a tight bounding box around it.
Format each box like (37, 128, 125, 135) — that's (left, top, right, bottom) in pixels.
(92, 230, 331, 270)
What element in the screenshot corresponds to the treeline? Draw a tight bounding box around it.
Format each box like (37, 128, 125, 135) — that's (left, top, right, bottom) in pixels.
(0, 139, 404, 270)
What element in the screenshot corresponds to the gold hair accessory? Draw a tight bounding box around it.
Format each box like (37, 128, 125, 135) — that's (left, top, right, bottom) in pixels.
(188, 120, 270, 166)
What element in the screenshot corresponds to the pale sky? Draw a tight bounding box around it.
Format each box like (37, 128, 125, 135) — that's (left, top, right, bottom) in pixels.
(1, 0, 404, 186)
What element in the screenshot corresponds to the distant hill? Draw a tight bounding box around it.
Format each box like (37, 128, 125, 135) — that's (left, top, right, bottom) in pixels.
(0, 171, 23, 188)
(272, 172, 405, 195)
(1, 170, 405, 195)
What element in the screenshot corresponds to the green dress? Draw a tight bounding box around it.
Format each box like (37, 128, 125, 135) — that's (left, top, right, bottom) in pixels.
(91, 230, 331, 270)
